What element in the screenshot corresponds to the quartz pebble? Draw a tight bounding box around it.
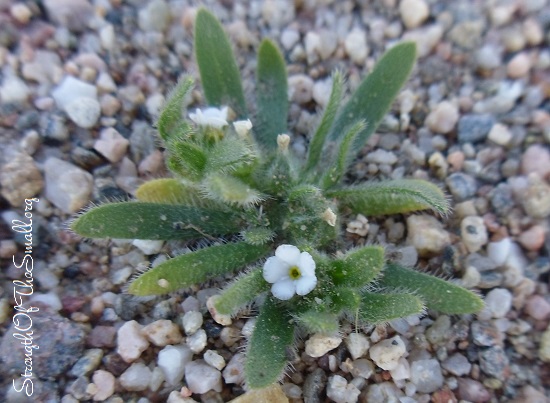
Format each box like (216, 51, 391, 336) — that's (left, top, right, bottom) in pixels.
(207, 296, 232, 326)
(389, 357, 411, 380)
(461, 216, 488, 253)
(369, 336, 406, 371)
(182, 311, 203, 335)
(66, 97, 101, 128)
(132, 239, 164, 255)
(203, 350, 226, 370)
(142, 319, 183, 347)
(507, 52, 531, 78)
(94, 128, 130, 163)
(518, 225, 545, 251)
(326, 375, 361, 403)
(91, 370, 115, 401)
(524, 295, 550, 320)
(521, 144, 550, 178)
(344, 28, 368, 65)
(484, 288, 512, 319)
(410, 359, 444, 393)
(158, 345, 193, 385)
(305, 334, 342, 358)
(345, 332, 370, 360)
(0, 74, 30, 104)
(187, 329, 207, 353)
(223, 353, 245, 385)
(488, 123, 512, 146)
(288, 74, 314, 104)
(185, 360, 222, 394)
(457, 378, 491, 402)
(442, 353, 471, 376)
(116, 321, 149, 363)
(399, 0, 429, 29)
(52, 76, 98, 111)
(120, 362, 152, 391)
(425, 101, 459, 134)
(0, 153, 43, 207)
(406, 215, 451, 257)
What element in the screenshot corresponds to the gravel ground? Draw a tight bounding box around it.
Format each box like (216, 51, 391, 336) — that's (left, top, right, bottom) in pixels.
(1, 0, 550, 402)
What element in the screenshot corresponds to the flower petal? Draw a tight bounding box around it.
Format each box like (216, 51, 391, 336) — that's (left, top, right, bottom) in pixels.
(271, 279, 296, 300)
(263, 256, 289, 283)
(298, 252, 316, 277)
(295, 275, 317, 296)
(275, 244, 301, 266)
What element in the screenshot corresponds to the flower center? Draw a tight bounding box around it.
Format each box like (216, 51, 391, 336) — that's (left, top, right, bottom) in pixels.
(288, 265, 301, 280)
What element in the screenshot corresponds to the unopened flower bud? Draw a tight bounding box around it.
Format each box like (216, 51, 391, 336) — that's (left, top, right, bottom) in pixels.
(277, 134, 290, 152)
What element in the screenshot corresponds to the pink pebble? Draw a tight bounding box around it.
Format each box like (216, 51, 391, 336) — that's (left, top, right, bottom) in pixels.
(524, 295, 550, 320)
(518, 225, 545, 251)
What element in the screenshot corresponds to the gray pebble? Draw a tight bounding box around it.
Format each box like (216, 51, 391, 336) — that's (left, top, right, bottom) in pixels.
(490, 183, 515, 215)
(410, 359, 444, 393)
(471, 321, 502, 347)
(458, 114, 495, 143)
(303, 368, 327, 403)
(478, 271, 504, 288)
(68, 349, 104, 377)
(479, 346, 509, 378)
(442, 353, 471, 376)
(446, 172, 477, 201)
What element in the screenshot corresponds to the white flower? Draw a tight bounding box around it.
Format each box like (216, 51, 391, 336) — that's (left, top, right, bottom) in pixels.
(263, 244, 317, 300)
(189, 106, 228, 129)
(233, 119, 253, 137)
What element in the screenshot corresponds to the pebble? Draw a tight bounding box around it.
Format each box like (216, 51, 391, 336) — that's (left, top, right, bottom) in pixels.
(410, 359, 444, 393)
(471, 321, 502, 347)
(43, 0, 94, 32)
(10, 3, 32, 24)
(305, 334, 342, 358)
(326, 375, 361, 403)
(69, 348, 103, 377)
(524, 295, 550, 320)
(158, 345, 193, 385)
(66, 97, 101, 128)
(204, 350, 226, 370)
(223, 353, 245, 385)
(479, 346, 509, 379)
(426, 316, 451, 346)
(91, 370, 115, 401)
(487, 123, 512, 146)
(282, 383, 302, 399)
(0, 153, 43, 207)
(461, 216, 488, 253)
(187, 328, 207, 353)
(344, 28, 368, 65)
(369, 336, 406, 371)
(182, 311, 203, 335)
(520, 174, 550, 218)
(364, 382, 404, 403)
(185, 360, 222, 394)
(132, 239, 164, 255)
(473, 81, 523, 115)
(220, 326, 241, 347)
(0, 74, 30, 104)
(389, 357, 411, 380)
(87, 325, 116, 348)
(475, 44, 502, 71)
(348, 358, 375, 379)
(442, 353, 471, 376)
(51, 76, 98, 111)
(406, 214, 451, 257)
(399, 0, 429, 29)
(521, 144, 550, 178)
(446, 172, 477, 201)
(518, 225, 545, 251)
(487, 238, 511, 266)
(402, 24, 443, 58)
(288, 74, 314, 104)
(365, 149, 398, 165)
(206, 295, 232, 326)
(457, 378, 491, 402)
(484, 288, 512, 319)
(142, 319, 183, 347)
(457, 114, 495, 143)
(345, 332, 370, 360)
(280, 28, 300, 50)
(426, 101, 459, 134)
(120, 362, 152, 391)
(116, 320, 150, 363)
(230, 384, 288, 403)
(44, 157, 94, 214)
(507, 52, 531, 78)
(312, 78, 333, 108)
(138, 0, 170, 32)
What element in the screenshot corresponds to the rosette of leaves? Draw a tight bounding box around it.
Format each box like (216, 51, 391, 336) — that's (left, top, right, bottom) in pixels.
(72, 9, 483, 390)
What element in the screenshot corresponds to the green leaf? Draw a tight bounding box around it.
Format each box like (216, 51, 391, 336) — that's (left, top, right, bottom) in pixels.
(255, 39, 288, 151)
(241, 227, 275, 245)
(379, 264, 484, 314)
(135, 178, 201, 205)
(327, 179, 450, 216)
(214, 268, 270, 315)
(156, 76, 194, 141)
(128, 242, 269, 295)
(202, 174, 265, 206)
(320, 120, 366, 189)
(328, 246, 385, 288)
(169, 140, 207, 181)
(328, 288, 361, 313)
(71, 202, 241, 240)
(194, 9, 246, 117)
(329, 42, 416, 152)
(205, 136, 257, 174)
(359, 292, 425, 324)
(245, 296, 294, 389)
(294, 310, 339, 335)
(304, 71, 344, 173)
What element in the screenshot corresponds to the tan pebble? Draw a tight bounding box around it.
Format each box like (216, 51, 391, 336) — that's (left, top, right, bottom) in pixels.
(507, 52, 531, 78)
(10, 3, 32, 24)
(447, 150, 465, 171)
(523, 18, 544, 46)
(425, 101, 459, 134)
(488, 123, 512, 146)
(518, 225, 545, 251)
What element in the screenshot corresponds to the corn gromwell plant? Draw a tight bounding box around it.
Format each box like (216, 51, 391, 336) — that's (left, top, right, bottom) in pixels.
(71, 9, 484, 390)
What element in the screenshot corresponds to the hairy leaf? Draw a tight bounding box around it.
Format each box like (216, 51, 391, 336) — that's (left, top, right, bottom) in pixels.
(328, 246, 385, 288)
(156, 76, 194, 140)
(295, 310, 340, 335)
(214, 268, 270, 315)
(135, 178, 201, 205)
(359, 292, 424, 324)
(128, 243, 269, 295)
(202, 174, 265, 206)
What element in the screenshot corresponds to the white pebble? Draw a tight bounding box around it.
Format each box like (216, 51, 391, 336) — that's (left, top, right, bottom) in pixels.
(488, 123, 512, 146)
(182, 311, 203, 335)
(288, 74, 314, 104)
(94, 127, 130, 163)
(461, 216, 488, 253)
(389, 357, 411, 380)
(92, 370, 115, 401)
(0, 74, 30, 104)
(345, 333, 370, 360)
(132, 239, 164, 255)
(117, 321, 150, 363)
(187, 329, 207, 353)
(402, 24, 443, 58)
(399, 0, 430, 29)
(344, 28, 369, 65)
(485, 288, 512, 318)
(203, 350, 226, 370)
(410, 359, 443, 393)
(312, 77, 333, 108)
(487, 237, 511, 266)
(326, 375, 361, 403)
(120, 362, 152, 391)
(425, 101, 459, 134)
(206, 295, 232, 326)
(369, 336, 406, 371)
(185, 360, 222, 394)
(280, 28, 300, 50)
(142, 319, 183, 347)
(66, 97, 101, 129)
(406, 215, 451, 257)
(507, 52, 531, 78)
(305, 334, 342, 358)
(158, 345, 193, 385)
(51, 76, 97, 111)
(223, 353, 245, 385)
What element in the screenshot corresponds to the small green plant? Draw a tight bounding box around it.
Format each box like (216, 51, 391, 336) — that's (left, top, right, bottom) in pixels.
(72, 9, 483, 389)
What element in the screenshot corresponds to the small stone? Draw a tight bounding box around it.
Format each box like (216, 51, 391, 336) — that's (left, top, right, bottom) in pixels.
(282, 383, 302, 399)
(458, 114, 495, 143)
(158, 345, 193, 385)
(288, 74, 314, 104)
(100, 94, 121, 116)
(475, 44, 502, 70)
(223, 353, 245, 385)
(229, 384, 288, 403)
(44, 157, 93, 214)
(345, 332, 370, 360)
(52, 76, 97, 111)
(120, 362, 152, 391)
(326, 375, 361, 403)
(10, 3, 33, 24)
(410, 359, 444, 393)
(348, 358, 375, 379)
(399, 0, 429, 29)
(91, 370, 115, 401)
(518, 225, 545, 251)
(389, 357, 411, 381)
(132, 239, 163, 255)
(142, 319, 183, 347)
(206, 295, 232, 326)
(520, 174, 550, 218)
(305, 334, 342, 358)
(0, 74, 30, 104)
(457, 378, 491, 402)
(507, 52, 531, 79)
(344, 28, 368, 65)
(406, 214, 451, 257)
(446, 172, 477, 201)
(65, 97, 101, 129)
(524, 295, 550, 320)
(187, 328, 207, 353)
(461, 216, 488, 253)
(471, 321, 502, 347)
(204, 350, 226, 370)
(280, 28, 300, 50)
(369, 336, 406, 371)
(484, 288, 512, 319)
(426, 316, 451, 346)
(182, 311, 203, 335)
(479, 346, 509, 379)
(0, 153, 43, 207)
(521, 144, 550, 178)
(442, 353, 471, 376)
(523, 18, 544, 46)
(365, 149, 398, 165)
(185, 360, 222, 394)
(43, 0, 94, 32)
(69, 349, 103, 377)
(87, 326, 116, 348)
(488, 123, 512, 146)
(138, 0, 170, 32)
(425, 101, 459, 134)
(220, 326, 241, 347)
(94, 127, 129, 163)
(116, 320, 149, 363)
